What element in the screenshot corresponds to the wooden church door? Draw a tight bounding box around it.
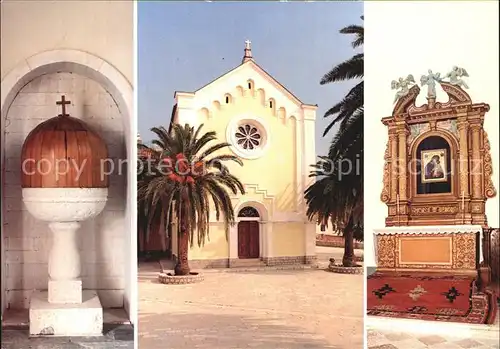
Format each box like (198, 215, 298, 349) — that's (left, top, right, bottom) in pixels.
(237, 221, 259, 259)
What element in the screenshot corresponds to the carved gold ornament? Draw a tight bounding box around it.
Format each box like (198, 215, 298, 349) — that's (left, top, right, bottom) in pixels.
(483, 131, 497, 198)
(381, 141, 391, 203)
(376, 235, 396, 268)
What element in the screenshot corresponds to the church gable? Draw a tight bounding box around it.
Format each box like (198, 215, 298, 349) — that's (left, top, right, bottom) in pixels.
(175, 41, 316, 125)
(194, 60, 303, 118)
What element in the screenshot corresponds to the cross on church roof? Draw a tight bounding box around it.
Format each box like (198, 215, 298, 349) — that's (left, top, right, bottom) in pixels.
(242, 39, 253, 63)
(56, 95, 71, 117)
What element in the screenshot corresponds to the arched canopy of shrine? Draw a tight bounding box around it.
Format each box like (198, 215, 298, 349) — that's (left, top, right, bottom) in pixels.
(380, 76, 495, 227)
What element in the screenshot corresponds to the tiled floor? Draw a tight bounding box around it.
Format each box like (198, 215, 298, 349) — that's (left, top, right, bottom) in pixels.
(368, 330, 499, 349)
(368, 309, 500, 349)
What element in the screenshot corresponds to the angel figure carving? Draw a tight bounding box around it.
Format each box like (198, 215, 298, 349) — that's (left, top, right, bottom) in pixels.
(442, 66, 469, 89)
(420, 69, 442, 99)
(391, 75, 415, 104)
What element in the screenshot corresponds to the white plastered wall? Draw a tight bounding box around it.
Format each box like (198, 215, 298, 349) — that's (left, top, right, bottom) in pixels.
(364, 1, 499, 267)
(0, 1, 135, 323)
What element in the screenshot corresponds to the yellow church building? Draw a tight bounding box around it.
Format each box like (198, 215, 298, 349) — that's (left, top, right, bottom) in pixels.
(168, 41, 318, 268)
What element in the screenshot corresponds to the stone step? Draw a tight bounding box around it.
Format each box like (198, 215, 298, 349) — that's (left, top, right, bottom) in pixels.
(215, 264, 320, 273)
(229, 258, 266, 268)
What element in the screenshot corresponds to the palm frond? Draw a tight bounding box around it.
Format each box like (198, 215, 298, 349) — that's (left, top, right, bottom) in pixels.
(137, 123, 245, 250)
(320, 53, 364, 85)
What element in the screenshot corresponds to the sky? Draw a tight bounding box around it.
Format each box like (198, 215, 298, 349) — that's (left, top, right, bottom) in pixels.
(138, 1, 363, 156)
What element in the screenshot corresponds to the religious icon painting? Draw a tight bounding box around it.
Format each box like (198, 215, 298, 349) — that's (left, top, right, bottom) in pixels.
(421, 149, 448, 183)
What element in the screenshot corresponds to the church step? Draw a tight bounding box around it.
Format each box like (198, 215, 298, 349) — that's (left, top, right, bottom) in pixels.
(225, 264, 319, 273)
(230, 258, 266, 268)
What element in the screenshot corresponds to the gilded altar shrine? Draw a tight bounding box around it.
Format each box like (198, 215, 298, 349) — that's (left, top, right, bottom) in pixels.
(369, 68, 498, 324)
(376, 67, 497, 281)
(381, 69, 496, 228)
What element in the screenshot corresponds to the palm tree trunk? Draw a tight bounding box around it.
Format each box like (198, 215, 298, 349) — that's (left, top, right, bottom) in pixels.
(174, 230, 190, 275)
(174, 205, 191, 275)
(342, 216, 356, 267)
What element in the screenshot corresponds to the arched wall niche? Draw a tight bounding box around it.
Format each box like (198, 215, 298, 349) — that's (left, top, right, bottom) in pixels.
(0, 49, 135, 322)
(257, 88, 266, 106)
(277, 107, 286, 120)
(199, 107, 210, 119)
(235, 85, 244, 98)
(212, 100, 221, 111)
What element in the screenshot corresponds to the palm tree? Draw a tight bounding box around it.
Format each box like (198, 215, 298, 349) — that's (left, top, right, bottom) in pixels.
(138, 123, 245, 275)
(305, 18, 364, 267)
(305, 118, 363, 266)
(321, 17, 363, 137)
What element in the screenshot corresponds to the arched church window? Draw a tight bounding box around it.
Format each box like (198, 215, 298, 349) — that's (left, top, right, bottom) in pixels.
(238, 206, 260, 217)
(225, 96, 230, 104)
(235, 124, 261, 150)
(269, 100, 273, 108)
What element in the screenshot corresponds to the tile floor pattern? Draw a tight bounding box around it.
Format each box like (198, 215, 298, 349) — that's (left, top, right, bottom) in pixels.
(138, 258, 364, 349)
(368, 329, 500, 349)
(0, 324, 134, 349)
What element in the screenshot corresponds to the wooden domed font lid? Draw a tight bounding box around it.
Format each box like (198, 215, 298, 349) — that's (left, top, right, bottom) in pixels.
(21, 95, 109, 188)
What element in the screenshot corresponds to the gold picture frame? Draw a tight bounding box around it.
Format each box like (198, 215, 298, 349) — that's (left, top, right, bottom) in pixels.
(421, 148, 447, 183)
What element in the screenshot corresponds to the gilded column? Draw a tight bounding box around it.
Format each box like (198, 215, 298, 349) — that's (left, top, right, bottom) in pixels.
(389, 131, 399, 202)
(397, 128, 408, 200)
(457, 118, 470, 197)
(470, 124, 482, 199)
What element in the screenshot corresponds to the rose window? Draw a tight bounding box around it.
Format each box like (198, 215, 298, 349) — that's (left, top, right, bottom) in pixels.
(235, 124, 261, 150)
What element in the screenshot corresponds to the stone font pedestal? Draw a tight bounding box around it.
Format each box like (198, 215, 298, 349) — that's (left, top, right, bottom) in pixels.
(29, 291, 103, 336)
(29, 221, 104, 336)
(48, 222, 82, 304)
(22, 188, 108, 337)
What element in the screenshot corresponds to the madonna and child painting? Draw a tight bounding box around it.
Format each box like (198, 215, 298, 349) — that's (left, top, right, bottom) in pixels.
(421, 149, 447, 183)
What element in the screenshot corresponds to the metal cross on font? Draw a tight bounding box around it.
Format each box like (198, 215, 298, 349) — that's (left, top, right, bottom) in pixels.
(56, 95, 71, 117)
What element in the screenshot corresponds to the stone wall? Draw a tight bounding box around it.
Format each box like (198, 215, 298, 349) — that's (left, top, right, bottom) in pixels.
(3, 72, 127, 309)
(316, 234, 364, 249)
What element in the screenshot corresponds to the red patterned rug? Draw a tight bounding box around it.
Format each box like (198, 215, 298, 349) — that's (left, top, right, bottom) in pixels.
(367, 272, 496, 324)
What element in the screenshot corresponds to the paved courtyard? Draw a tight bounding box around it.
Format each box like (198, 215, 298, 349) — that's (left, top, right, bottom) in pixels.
(138, 259, 363, 348)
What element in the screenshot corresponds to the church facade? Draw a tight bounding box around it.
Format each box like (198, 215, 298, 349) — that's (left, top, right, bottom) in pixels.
(170, 42, 318, 268)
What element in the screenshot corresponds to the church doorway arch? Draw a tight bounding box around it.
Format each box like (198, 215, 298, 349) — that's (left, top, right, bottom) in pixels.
(237, 206, 260, 259)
